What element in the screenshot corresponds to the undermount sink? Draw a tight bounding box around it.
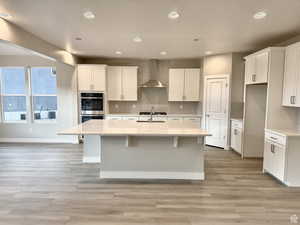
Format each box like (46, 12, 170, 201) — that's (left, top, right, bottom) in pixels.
(136, 120, 166, 123)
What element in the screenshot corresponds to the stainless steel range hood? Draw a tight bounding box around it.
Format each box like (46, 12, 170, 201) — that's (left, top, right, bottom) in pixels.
(139, 59, 166, 88)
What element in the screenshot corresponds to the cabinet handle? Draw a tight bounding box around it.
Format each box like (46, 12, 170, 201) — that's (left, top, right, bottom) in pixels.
(270, 144, 275, 153)
(270, 136, 277, 141)
(290, 96, 296, 104)
(293, 96, 296, 104)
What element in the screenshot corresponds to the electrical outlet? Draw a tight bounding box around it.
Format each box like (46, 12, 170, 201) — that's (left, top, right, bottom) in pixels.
(179, 104, 183, 109)
(132, 104, 136, 109)
(114, 104, 119, 109)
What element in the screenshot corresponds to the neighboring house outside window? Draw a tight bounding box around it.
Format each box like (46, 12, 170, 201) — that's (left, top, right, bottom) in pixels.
(0, 66, 57, 123)
(0, 67, 27, 122)
(31, 67, 57, 122)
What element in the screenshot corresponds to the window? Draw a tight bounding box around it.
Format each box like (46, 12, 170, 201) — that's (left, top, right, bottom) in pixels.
(30, 67, 57, 121)
(0, 68, 27, 122)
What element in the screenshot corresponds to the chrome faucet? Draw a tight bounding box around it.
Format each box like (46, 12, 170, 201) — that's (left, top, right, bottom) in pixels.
(150, 106, 154, 122)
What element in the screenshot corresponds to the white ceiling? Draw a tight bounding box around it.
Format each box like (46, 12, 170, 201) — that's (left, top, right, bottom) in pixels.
(0, 41, 33, 55)
(1, 0, 300, 59)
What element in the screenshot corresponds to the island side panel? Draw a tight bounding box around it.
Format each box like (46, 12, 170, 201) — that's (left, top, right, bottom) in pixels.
(99, 136, 205, 180)
(83, 135, 101, 163)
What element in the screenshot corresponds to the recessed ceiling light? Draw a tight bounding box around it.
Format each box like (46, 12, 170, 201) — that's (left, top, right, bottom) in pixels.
(75, 37, 82, 41)
(168, 11, 180, 20)
(205, 51, 213, 55)
(115, 51, 122, 55)
(0, 12, 12, 19)
(160, 51, 167, 55)
(83, 11, 95, 19)
(133, 36, 142, 43)
(253, 11, 267, 20)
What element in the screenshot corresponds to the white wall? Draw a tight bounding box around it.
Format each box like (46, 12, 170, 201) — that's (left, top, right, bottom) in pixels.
(203, 53, 245, 118)
(0, 18, 77, 66)
(0, 55, 78, 143)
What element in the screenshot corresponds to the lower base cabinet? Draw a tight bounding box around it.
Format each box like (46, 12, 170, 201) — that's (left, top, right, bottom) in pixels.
(264, 140, 285, 181)
(230, 120, 243, 154)
(263, 130, 300, 187)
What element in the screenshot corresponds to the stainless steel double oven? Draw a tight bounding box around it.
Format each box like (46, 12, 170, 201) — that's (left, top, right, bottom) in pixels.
(79, 92, 104, 123)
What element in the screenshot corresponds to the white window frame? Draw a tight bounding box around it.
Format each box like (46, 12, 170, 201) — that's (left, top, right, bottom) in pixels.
(0, 67, 28, 124)
(29, 66, 57, 124)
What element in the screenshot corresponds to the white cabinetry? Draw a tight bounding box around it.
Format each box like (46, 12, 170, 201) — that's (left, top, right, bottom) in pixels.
(230, 120, 243, 154)
(107, 66, 138, 101)
(282, 42, 300, 107)
(245, 51, 269, 85)
(168, 68, 200, 101)
(263, 130, 286, 182)
(263, 130, 300, 187)
(77, 65, 106, 91)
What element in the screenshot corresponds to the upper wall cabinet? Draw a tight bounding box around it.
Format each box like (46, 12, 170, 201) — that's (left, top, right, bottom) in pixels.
(282, 42, 300, 107)
(77, 64, 106, 92)
(107, 66, 138, 101)
(168, 68, 200, 101)
(245, 50, 269, 84)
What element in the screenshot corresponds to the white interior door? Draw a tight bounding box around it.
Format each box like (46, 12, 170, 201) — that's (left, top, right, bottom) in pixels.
(204, 75, 229, 148)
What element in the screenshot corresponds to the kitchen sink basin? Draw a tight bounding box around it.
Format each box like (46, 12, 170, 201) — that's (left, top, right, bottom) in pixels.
(136, 120, 166, 123)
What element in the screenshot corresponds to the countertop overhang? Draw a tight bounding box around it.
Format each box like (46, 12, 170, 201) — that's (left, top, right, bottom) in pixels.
(59, 120, 211, 137)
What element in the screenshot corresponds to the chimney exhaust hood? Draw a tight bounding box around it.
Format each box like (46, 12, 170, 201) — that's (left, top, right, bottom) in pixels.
(139, 59, 166, 88)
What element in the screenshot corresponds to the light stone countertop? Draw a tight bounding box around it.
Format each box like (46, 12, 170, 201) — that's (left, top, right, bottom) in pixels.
(106, 113, 202, 117)
(59, 120, 210, 137)
(265, 128, 300, 137)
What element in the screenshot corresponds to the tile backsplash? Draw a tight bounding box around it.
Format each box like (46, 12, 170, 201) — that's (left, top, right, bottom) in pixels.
(108, 101, 201, 114)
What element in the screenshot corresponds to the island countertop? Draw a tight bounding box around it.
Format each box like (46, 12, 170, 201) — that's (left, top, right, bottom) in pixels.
(59, 120, 210, 137)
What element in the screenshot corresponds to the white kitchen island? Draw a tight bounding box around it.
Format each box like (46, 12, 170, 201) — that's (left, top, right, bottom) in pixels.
(59, 120, 210, 180)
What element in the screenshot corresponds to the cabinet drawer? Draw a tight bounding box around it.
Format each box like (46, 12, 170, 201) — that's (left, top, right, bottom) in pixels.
(265, 131, 286, 146)
(231, 120, 243, 129)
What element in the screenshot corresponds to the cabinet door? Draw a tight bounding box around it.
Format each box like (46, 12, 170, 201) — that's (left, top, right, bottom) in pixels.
(230, 126, 237, 150)
(122, 67, 138, 101)
(254, 52, 269, 84)
(235, 128, 242, 154)
(92, 66, 106, 92)
(245, 56, 255, 85)
(168, 69, 185, 101)
(77, 65, 92, 91)
(283, 45, 298, 106)
(107, 66, 122, 101)
(184, 69, 200, 101)
(272, 144, 286, 181)
(263, 141, 274, 174)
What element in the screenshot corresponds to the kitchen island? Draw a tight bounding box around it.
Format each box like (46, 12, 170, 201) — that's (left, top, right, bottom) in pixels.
(59, 120, 210, 180)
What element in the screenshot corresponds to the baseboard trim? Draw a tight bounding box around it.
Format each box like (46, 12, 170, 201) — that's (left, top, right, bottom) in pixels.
(100, 171, 205, 180)
(0, 138, 79, 144)
(83, 157, 101, 163)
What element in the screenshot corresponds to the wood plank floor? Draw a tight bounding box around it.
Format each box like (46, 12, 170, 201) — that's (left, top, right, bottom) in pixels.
(0, 143, 299, 225)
